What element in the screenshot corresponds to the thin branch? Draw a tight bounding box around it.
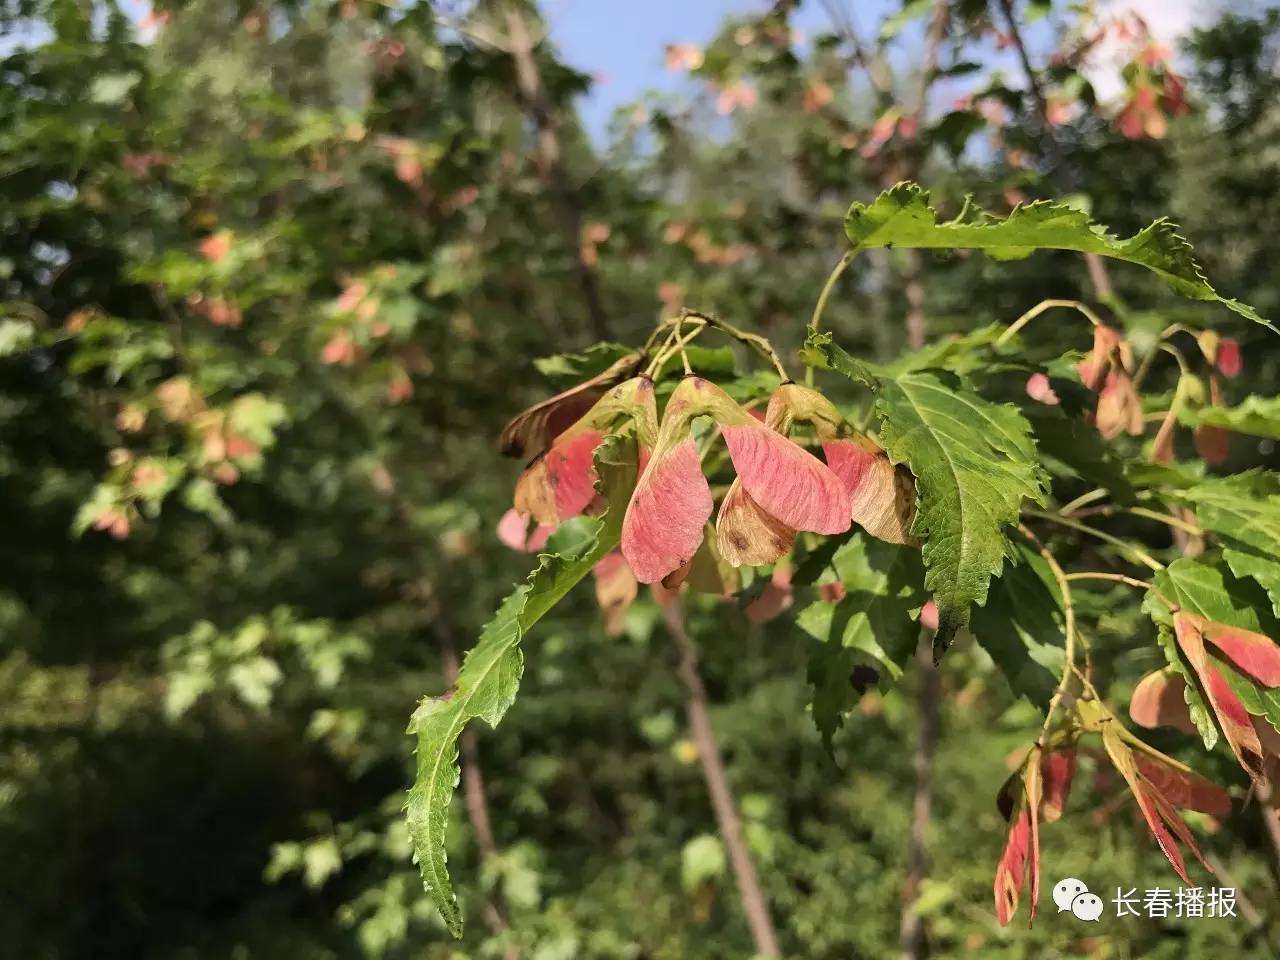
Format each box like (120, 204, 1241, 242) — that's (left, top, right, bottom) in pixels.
(819, 0, 895, 107)
(909, 0, 949, 126)
(1069, 504, 1204, 538)
(504, 6, 611, 341)
(1058, 487, 1109, 517)
(995, 298, 1106, 346)
(1023, 509, 1165, 571)
(897, 631, 939, 960)
(1256, 775, 1280, 893)
(662, 599, 781, 957)
(996, 0, 1114, 301)
(681, 309, 790, 380)
(1018, 525, 1082, 742)
(1063, 572, 1153, 591)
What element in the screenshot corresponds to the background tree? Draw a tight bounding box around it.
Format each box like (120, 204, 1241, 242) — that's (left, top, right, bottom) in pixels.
(3, 1, 1280, 958)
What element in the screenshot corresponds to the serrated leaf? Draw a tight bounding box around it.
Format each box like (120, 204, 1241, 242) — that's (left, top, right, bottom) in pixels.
(1150, 621, 1219, 750)
(1145, 558, 1280, 752)
(1179, 473, 1280, 615)
(843, 183, 1269, 327)
(533, 342, 637, 387)
(405, 442, 634, 937)
(1149, 557, 1279, 632)
(1190, 396, 1280, 439)
(807, 335, 1046, 656)
(1216, 657, 1280, 738)
(796, 534, 925, 746)
(970, 541, 1065, 709)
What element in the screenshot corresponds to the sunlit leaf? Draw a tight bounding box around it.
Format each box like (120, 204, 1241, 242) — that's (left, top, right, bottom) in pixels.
(843, 183, 1269, 326)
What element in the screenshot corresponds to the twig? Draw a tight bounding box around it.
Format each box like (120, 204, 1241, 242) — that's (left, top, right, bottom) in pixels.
(819, 0, 895, 108)
(1069, 505, 1203, 538)
(662, 598, 781, 957)
(1018, 525, 1081, 743)
(1058, 487, 1108, 517)
(898, 630, 939, 960)
(995, 298, 1106, 346)
(681, 309, 789, 380)
(996, 0, 1114, 301)
(505, 8, 611, 341)
(1063, 572, 1153, 591)
(1023, 509, 1165, 571)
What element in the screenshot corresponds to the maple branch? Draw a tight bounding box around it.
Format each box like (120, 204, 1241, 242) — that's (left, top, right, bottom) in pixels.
(819, 0, 895, 108)
(662, 599, 781, 957)
(682, 309, 790, 380)
(504, 7, 611, 341)
(1069, 504, 1204, 538)
(894, 15, 947, 937)
(1256, 776, 1280, 892)
(1018, 525, 1081, 745)
(995, 298, 1105, 346)
(897, 631, 939, 960)
(995, 0, 1114, 301)
(1023, 509, 1165, 572)
(910, 0, 949, 128)
(1063, 572, 1153, 591)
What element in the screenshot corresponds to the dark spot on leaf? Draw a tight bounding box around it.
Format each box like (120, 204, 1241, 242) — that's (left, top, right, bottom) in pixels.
(849, 665, 879, 693)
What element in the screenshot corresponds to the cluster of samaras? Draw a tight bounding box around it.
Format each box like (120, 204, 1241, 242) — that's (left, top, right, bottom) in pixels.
(499, 354, 914, 590)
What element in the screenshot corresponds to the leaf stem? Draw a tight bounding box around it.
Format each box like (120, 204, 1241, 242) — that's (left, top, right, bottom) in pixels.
(1063, 572, 1154, 590)
(1071, 504, 1204, 537)
(995, 298, 1105, 347)
(644, 319, 707, 377)
(1058, 487, 1108, 516)
(809, 251, 855, 336)
(1023, 509, 1165, 571)
(1018, 524, 1079, 745)
(681, 309, 789, 380)
(807, 251, 855, 383)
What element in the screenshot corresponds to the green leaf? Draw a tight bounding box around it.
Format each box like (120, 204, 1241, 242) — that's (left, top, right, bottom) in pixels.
(1026, 408, 1136, 504)
(1149, 557, 1280, 632)
(681, 834, 727, 891)
(843, 183, 1269, 326)
(1190, 396, 1280, 439)
(1146, 617, 1218, 750)
(1144, 558, 1280, 750)
(969, 540, 1065, 709)
(879, 0, 935, 40)
(1178, 473, 1280, 615)
(807, 334, 1047, 656)
(1217, 657, 1280, 737)
(405, 441, 635, 937)
(796, 533, 925, 746)
(799, 332, 877, 388)
(534, 342, 637, 387)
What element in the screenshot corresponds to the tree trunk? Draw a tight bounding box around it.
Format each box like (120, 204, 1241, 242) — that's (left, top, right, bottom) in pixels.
(504, 8, 611, 341)
(898, 201, 936, 960)
(996, 0, 1113, 301)
(898, 637, 940, 960)
(662, 600, 782, 957)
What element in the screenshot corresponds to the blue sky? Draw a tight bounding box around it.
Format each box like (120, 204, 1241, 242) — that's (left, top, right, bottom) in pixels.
(545, 0, 892, 134)
(540, 0, 1211, 137)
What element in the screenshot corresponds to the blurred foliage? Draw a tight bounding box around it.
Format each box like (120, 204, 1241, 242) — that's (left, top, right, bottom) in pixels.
(2, 0, 1280, 957)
